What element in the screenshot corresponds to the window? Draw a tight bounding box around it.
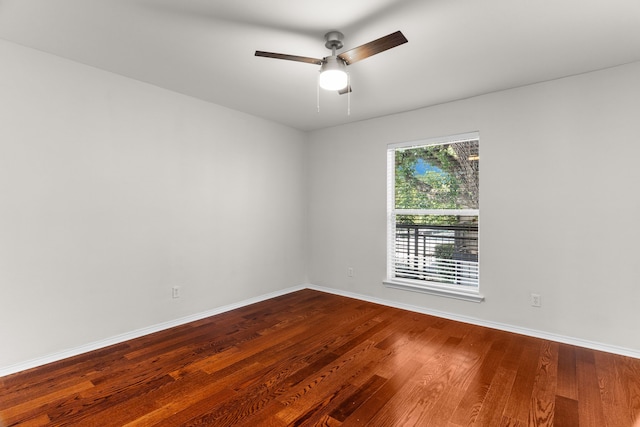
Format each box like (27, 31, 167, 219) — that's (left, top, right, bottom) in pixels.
(385, 132, 482, 302)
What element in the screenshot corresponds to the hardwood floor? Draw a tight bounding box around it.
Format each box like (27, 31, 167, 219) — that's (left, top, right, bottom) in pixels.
(1, 289, 639, 426)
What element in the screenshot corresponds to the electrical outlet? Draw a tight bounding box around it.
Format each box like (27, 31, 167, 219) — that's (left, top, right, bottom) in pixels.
(530, 293, 541, 307)
(172, 286, 180, 299)
(347, 267, 354, 277)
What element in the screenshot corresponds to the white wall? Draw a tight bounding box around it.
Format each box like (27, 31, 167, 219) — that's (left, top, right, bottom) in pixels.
(0, 40, 307, 369)
(307, 61, 640, 353)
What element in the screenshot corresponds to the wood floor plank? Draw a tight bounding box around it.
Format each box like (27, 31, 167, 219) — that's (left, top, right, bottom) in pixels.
(448, 337, 510, 425)
(616, 355, 640, 426)
(366, 336, 466, 426)
(1, 289, 639, 426)
(501, 340, 543, 424)
(556, 343, 578, 400)
(0, 343, 130, 398)
(593, 350, 634, 427)
(527, 341, 558, 427)
(329, 374, 388, 422)
(274, 341, 381, 424)
(0, 380, 94, 425)
(472, 365, 518, 426)
(424, 322, 498, 425)
(339, 358, 424, 426)
(554, 395, 579, 427)
(576, 346, 607, 427)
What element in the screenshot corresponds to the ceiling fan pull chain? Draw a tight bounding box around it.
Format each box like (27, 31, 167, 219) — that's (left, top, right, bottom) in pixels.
(317, 76, 320, 113)
(347, 72, 351, 116)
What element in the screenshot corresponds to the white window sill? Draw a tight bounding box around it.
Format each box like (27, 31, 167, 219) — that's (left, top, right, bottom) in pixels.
(383, 279, 484, 303)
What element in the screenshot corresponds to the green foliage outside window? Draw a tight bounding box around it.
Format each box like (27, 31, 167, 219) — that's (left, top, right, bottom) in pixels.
(395, 140, 479, 225)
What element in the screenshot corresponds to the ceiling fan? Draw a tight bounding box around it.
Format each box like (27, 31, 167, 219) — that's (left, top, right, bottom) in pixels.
(255, 31, 408, 94)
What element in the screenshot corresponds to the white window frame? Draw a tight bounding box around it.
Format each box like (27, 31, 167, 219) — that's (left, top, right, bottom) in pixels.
(384, 132, 483, 303)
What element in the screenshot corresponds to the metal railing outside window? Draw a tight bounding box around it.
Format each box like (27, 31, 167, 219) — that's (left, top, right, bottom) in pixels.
(393, 222, 478, 287)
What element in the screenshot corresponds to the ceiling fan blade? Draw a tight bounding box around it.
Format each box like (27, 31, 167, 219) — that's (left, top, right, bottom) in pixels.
(255, 51, 323, 65)
(338, 85, 352, 95)
(338, 31, 408, 65)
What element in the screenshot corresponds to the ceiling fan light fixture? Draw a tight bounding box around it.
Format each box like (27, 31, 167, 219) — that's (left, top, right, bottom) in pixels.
(319, 56, 348, 91)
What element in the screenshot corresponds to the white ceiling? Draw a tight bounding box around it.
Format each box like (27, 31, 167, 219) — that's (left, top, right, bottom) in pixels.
(1, 0, 639, 131)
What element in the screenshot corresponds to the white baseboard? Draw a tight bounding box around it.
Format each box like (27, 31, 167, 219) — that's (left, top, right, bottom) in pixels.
(0, 284, 306, 377)
(307, 284, 640, 359)
(2, 283, 637, 377)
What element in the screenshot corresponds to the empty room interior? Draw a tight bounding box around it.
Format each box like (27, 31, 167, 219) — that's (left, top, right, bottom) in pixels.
(1, 1, 640, 426)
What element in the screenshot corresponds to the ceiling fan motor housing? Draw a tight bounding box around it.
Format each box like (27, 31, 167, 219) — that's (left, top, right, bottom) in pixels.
(324, 31, 344, 50)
